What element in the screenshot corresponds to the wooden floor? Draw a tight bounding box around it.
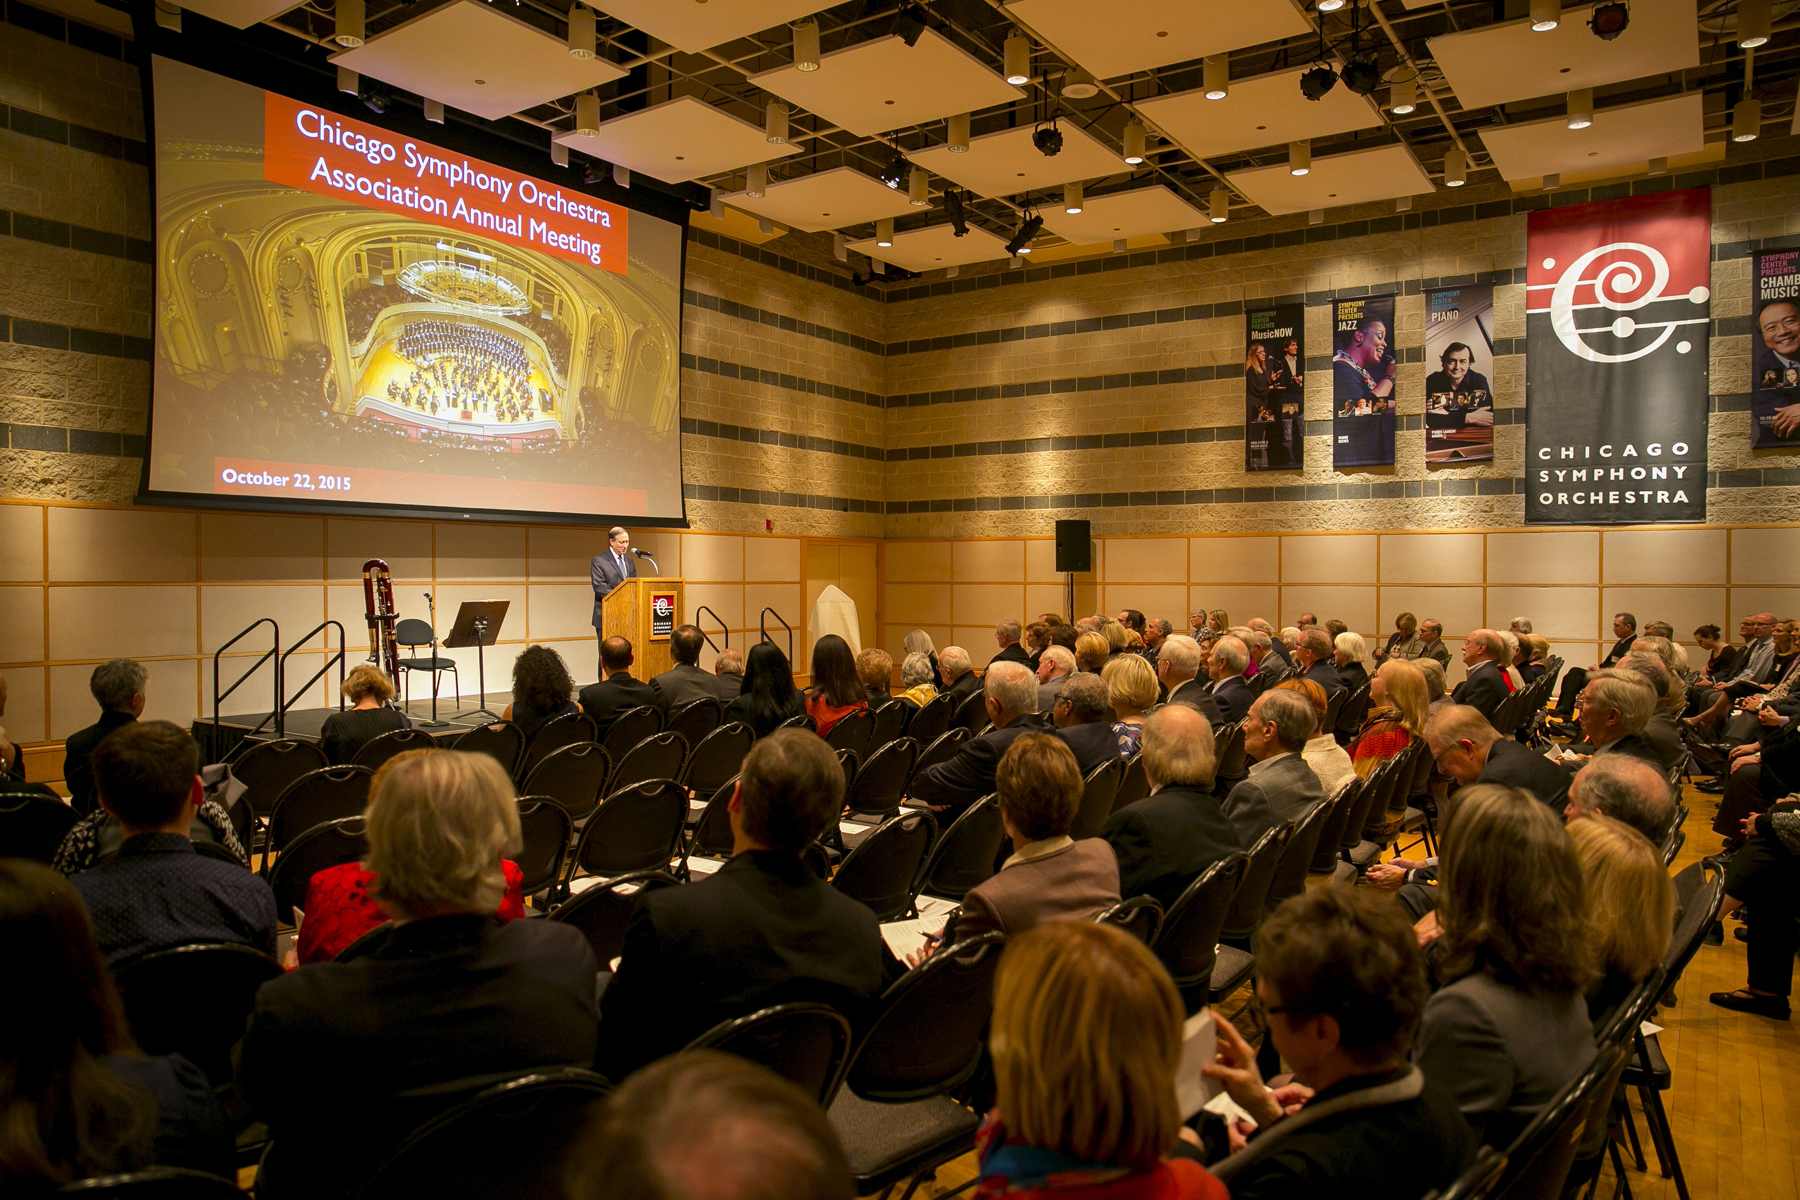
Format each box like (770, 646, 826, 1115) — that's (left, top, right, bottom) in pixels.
(891, 778, 1800, 1200)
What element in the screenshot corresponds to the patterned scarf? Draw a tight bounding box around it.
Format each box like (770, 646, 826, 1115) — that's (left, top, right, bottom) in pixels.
(1333, 350, 1379, 398)
(973, 1116, 1138, 1195)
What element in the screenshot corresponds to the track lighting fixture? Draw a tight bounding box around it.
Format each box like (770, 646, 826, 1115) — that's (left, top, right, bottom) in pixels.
(1588, 1, 1629, 40)
(908, 168, 929, 206)
(1122, 122, 1146, 164)
(765, 101, 787, 144)
(1733, 96, 1761, 142)
(1209, 187, 1229, 224)
(613, 164, 630, 188)
(876, 218, 894, 248)
(1004, 212, 1042, 256)
(1389, 77, 1416, 114)
(337, 66, 358, 95)
(1064, 182, 1082, 214)
(1738, 0, 1771, 47)
(1341, 55, 1381, 97)
(710, 188, 723, 219)
(947, 112, 970, 153)
(878, 145, 908, 189)
(1567, 88, 1593, 130)
(424, 98, 445, 124)
(833, 232, 847, 261)
(574, 92, 600, 138)
(1300, 63, 1338, 102)
(1032, 121, 1063, 157)
(946, 188, 969, 236)
(1289, 140, 1311, 177)
(891, 1, 927, 47)
(1530, 0, 1560, 32)
(335, 0, 364, 48)
(567, 4, 595, 59)
(794, 19, 820, 71)
(1204, 55, 1229, 100)
(746, 162, 767, 198)
(757, 217, 773, 235)
(1396, 194, 1412, 212)
(1443, 146, 1467, 187)
(1647, 156, 1667, 175)
(550, 139, 567, 168)
(1004, 34, 1031, 86)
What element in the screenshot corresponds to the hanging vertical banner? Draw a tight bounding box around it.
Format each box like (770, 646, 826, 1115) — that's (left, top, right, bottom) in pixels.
(1525, 188, 1711, 525)
(1424, 283, 1496, 465)
(1245, 303, 1305, 471)
(1751, 248, 1800, 448)
(1331, 294, 1397, 467)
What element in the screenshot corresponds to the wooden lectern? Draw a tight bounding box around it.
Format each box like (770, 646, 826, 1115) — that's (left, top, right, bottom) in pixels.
(601, 578, 685, 678)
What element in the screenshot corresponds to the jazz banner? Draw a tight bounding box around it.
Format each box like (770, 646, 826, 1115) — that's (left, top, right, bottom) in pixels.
(1525, 188, 1711, 524)
(1244, 303, 1305, 471)
(1331, 294, 1397, 467)
(1751, 248, 1800, 447)
(1424, 283, 1496, 465)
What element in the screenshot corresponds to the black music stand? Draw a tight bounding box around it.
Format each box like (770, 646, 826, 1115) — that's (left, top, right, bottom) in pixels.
(444, 600, 510, 724)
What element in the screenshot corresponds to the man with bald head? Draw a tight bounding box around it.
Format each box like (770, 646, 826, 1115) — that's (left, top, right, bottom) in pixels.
(1565, 754, 1675, 846)
(937, 646, 981, 707)
(1248, 617, 1292, 666)
(1450, 629, 1508, 719)
(1099, 705, 1242, 910)
(713, 647, 745, 702)
(1156, 635, 1226, 727)
(908, 661, 1039, 817)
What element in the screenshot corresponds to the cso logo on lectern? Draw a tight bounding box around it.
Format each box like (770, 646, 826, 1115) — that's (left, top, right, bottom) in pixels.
(650, 592, 676, 640)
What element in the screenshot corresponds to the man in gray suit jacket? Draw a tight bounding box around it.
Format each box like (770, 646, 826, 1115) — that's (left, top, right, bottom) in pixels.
(1221, 688, 1324, 843)
(651, 626, 721, 713)
(590, 527, 637, 674)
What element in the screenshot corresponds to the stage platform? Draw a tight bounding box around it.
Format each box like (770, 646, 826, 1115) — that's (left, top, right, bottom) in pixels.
(193, 693, 517, 761)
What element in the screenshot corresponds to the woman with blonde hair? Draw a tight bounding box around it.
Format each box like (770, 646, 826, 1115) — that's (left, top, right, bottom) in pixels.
(904, 629, 939, 681)
(1074, 631, 1111, 675)
(1101, 619, 1131, 660)
(1351, 659, 1428, 777)
(1418, 658, 1450, 715)
(1569, 814, 1673, 1025)
(1375, 611, 1421, 663)
(319, 663, 411, 765)
(1207, 609, 1230, 636)
(977, 921, 1227, 1199)
(238, 751, 599, 1198)
(1103, 654, 1157, 756)
(1277, 677, 1355, 798)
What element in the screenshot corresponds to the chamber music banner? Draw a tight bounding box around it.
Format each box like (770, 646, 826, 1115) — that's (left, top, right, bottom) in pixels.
(1424, 283, 1496, 465)
(1244, 303, 1305, 471)
(1331, 294, 1397, 468)
(1525, 188, 1711, 525)
(1751, 248, 1800, 448)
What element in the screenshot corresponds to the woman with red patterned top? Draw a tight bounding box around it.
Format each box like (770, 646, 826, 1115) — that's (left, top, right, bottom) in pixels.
(803, 634, 867, 739)
(1350, 659, 1428, 778)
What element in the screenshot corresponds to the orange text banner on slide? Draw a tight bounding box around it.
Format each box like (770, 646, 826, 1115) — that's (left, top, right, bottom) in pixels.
(262, 91, 629, 275)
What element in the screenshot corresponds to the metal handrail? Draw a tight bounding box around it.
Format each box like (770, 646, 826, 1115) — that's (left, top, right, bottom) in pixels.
(212, 618, 280, 759)
(694, 605, 729, 654)
(280, 620, 348, 722)
(758, 607, 793, 662)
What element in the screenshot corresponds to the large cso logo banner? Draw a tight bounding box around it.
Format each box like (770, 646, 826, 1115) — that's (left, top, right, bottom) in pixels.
(1525, 188, 1711, 525)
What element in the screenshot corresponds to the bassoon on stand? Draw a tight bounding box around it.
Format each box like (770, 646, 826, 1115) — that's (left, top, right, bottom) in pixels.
(362, 558, 400, 683)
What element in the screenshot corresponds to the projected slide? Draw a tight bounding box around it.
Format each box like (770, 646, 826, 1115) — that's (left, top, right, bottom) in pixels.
(145, 57, 683, 520)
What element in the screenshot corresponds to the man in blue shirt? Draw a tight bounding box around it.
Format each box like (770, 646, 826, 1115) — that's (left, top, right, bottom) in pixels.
(72, 720, 277, 966)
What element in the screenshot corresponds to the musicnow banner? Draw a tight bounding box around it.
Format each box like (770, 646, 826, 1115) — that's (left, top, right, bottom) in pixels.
(1525, 188, 1712, 525)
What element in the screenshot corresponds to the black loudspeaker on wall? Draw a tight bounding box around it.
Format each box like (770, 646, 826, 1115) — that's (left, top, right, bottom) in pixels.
(1054, 520, 1092, 573)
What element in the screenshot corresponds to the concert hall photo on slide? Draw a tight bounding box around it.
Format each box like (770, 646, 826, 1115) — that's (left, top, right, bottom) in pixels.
(1526, 188, 1711, 525)
(1331, 294, 1397, 468)
(142, 57, 685, 523)
(1244, 303, 1305, 471)
(1751, 247, 1800, 448)
(1424, 283, 1496, 465)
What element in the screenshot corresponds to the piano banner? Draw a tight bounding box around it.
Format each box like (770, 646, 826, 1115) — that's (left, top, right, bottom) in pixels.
(1331, 293, 1397, 468)
(1526, 188, 1711, 525)
(1424, 283, 1495, 465)
(1244, 303, 1306, 471)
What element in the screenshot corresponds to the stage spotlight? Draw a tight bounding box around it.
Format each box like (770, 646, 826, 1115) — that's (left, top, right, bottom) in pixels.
(567, 4, 595, 59)
(1341, 55, 1381, 97)
(1063, 68, 1099, 99)
(1300, 62, 1338, 101)
(878, 146, 908, 189)
(876, 218, 895, 248)
(1589, 1, 1629, 40)
(1209, 187, 1229, 224)
(335, 0, 364, 47)
(1122, 122, 1146, 164)
(1004, 212, 1043, 256)
(1530, 0, 1560, 32)
(1442, 146, 1467, 187)
(793, 19, 820, 71)
(583, 161, 603, 186)
(1733, 96, 1761, 142)
(1204, 54, 1228, 100)
(1289, 140, 1310, 176)
(891, 1, 926, 47)
(1032, 121, 1063, 157)
(1004, 34, 1031, 85)
(1738, 0, 1771, 47)
(947, 112, 970, 153)
(945, 188, 969, 236)
(1566, 88, 1592, 130)
(1389, 76, 1416, 114)
(359, 84, 390, 114)
(1064, 182, 1082, 214)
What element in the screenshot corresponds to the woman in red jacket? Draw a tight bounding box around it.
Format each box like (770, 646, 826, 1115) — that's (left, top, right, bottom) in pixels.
(804, 634, 868, 738)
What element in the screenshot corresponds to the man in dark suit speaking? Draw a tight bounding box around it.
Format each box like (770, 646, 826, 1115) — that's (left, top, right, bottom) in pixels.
(590, 526, 637, 676)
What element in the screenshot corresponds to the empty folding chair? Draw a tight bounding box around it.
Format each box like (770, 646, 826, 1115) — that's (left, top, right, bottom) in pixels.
(519, 742, 611, 823)
(265, 816, 367, 924)
(688, 777, 739, 863)
(1110, 752, 1150, 813)
(1094, 895, 1164, 946)
(830, 809, 937, 922)
(231, 737, 329, 818)
(678, 722, 754, 799)
(0, 791, 80, 863)
(905, 691, 956, 745)
(113, 943, 283, 1084)
(684, 1002, 853, 1106)
(518, 712, 599, 782)
(265, 766, 374, 859)
(951, 690, 988, 736)
(664, 697, 722, 749)
(454, 721, 524, 778)
(548, 869, 680, 967)
(1069, 757, 1126, 840)
(1149, 854, 1247, 1014)
(513, 797, 574, 896)
(604, 732, 688, 799)
(911, 795, 1005, 903)
(824, 708, 875, 760)
(1263, 796, 1335, 914)
(842, 738, 918, 822)
(350, 726, 438, 772)
(570, 779, 689, 882)
(1308, 776, 1366, 882)
(867, 701, 908, 754)
(906, 728, 969, 788)
(600, 705, 662, 763)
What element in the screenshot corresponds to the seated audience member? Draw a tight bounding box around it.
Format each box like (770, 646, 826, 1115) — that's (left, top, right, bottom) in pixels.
(1552, 611, 1641, 718)
(1614, 653, 1686, 773)
(1425, 705, 1573, 811)
(1024, 621, 1052, 669)
(1696, 623, 1737, 683)
(1450, 631, 1508, 719)
(724, 643, 807, 737)
(1221, 691, 1325, 844)
(0, 671, 52, 792)
(70, 721, 276, 967)
(1520, 634, 1551, 682)
(319, 664, 410, 765)
(1074, 631, 1111, 676)
(977, 921, 1228, 1200)
(1101, 706, 1241, 910)
(62, 658, 147, 816)
(294, 750, 527, 966)
(238, 751, 598, 1199)
(1102, 619, 1132, 662)
(54, 768, 249, 880)
(1564, 755, 1675, 847)
(1374, 612, 1422, 663)
(1419, 658, 1450, 716)
(1350, 660, 1427, 778)
(1104, 653, 1157, 756)
(1325, 619, 1349, 643)
(910, 662, 1041, 816)
(1295, 611, 1318, 632)
(1496, 632, 1526, 693)
(1414, 619, 1454, 671)
(1413, 784, 1595, 1146)
(896, 651, 939, 709)
(578, 635, 662, 736)
(566, 1051, 853, 1200)
(1141, 617, 1172, 669)
(598, 731, 900, 1077)
(939, 645, 980, 705)
(1157, 635, 1227, 726)
(1036, 645, 1076, 712)
(713, 647, 745, 702)
(1248, 618, 1290, 666)
(1049, 622, 1080, 653)
(856, 648, 897, 709)
(1053, 672, 1121, 772)
(502, 644, 580, 738)
(1292, 628, 1344, 700)
(1333, 632, 1373, 695)
(1201, 889, 1475, 1199)
(803, 634, 867, 738)
(928, 734, 1119, 948)
(1576, 670, 1662, 766)
(652, 626, 721, 712)
(1509, 617, 1533, 637)
(1568, 815, 1673, 1026)
(1710, 797, 1800, 1019)
(0, 860, 233, 1188)
(992, 619, 1033, 668)
(1275, 679, 1355, 799)
(1207, 636, 1255, 724)
(1279, 626, 1301, 654)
